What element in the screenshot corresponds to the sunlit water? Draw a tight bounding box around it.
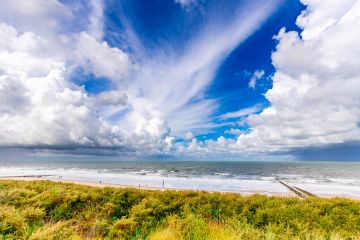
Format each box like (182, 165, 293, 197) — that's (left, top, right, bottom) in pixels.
(1, 160, 360, 198)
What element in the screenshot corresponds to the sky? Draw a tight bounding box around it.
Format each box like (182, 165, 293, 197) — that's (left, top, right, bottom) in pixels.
(0, 0, 359, 160)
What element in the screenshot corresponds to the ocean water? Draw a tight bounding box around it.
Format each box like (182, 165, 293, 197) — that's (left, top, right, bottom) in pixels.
(1, 160, 360, 198)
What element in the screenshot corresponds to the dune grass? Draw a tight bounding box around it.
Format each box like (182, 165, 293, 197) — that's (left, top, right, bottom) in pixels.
(0, 180, 360, 239)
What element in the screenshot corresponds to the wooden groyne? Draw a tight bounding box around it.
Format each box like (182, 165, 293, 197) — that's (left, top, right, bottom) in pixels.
(294, 186, 318, 197)
(277, 180, 306, 198)
(276, 179, 317, 198)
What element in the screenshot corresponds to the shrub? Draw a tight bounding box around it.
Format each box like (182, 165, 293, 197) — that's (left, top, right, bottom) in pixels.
(181, 212, 209, 240)
(108, 218, 136, 239)
(0, 205, 26, 238)
(22, 207, 45, 222)
(29, 221, 81, 240)
(0, 180, 360, 240)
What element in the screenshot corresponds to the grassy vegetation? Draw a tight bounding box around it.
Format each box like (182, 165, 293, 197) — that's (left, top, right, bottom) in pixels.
(0, 180, 360, 239)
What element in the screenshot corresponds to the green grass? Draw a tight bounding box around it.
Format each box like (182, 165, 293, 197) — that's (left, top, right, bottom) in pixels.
(0, 180, 360, 239)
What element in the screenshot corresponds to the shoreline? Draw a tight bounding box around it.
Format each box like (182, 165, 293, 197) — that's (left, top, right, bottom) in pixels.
(0, 176, 295, 197)
(2, 176, 359, 200)
(1, 161, 360, 200)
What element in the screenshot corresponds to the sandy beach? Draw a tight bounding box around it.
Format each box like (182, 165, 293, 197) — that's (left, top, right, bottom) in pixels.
(3, 176, 359, 200)
(0, 176, 301, 198)
(1, 160, 360, 200)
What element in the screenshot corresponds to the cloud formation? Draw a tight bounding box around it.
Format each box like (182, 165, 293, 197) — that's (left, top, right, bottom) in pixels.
(75, 32, 133, 81)
(0, 2, 130, 151)
(1, 0, 358, 158)
(218, 104, 263, 121)
(174, 0, 360, 158)
(116, 0, 280, 138)
(0, 22, 123, 148)
(203, 0, 360, 155)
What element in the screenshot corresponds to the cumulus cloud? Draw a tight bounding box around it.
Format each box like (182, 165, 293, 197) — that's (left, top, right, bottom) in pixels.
(75, 32, 133, 82)
(0, 0, 71, 35)
(232, 0, 360, 153)
(0, 22, 122, 148)
(0, 2, 165, 155)
(95, 91, 128, 106)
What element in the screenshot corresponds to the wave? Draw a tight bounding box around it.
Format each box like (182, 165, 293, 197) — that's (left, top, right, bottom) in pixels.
(214, 172, 232, 176)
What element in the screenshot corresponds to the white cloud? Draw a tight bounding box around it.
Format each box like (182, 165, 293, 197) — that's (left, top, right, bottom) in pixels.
(218, 104, 263, 120)
(248, 70, 265, 89)
(88, 0, 104, 41)
(184, 139, 208, 155)
(175, 0, 197, 7)
(3, 0, 328, 157)
(75, 32, 133, 82)
(232, 0, 360, 153)
(0, 69, 106, 147)
(224, 129, 244, 135)
(296, 0, 357, 41)
(95, 91, 128, 106)
(172, 0, 360, 157)
(121, 0, 281, 137)
(0, 12, 162, 154)
(184, 131, 195, 140)
(0, 23, 123, 148)
(0, 0, 71, 36)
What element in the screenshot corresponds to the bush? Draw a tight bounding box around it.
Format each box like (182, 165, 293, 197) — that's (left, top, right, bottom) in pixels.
(108, 218, 136, 239)
(0, 205, 26, 238)
(29, 221, 81, 240)
(22, 207, 45, 222)
(0, 180, 360, 240)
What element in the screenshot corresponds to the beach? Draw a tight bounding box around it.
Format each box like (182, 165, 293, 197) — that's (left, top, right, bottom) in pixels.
(0, 176, 298, 197)
(1, 175, 359, 200)
(1, 160, 360, 199)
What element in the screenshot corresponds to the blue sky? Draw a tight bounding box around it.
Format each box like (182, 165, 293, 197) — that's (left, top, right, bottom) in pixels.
(0, 0, 359, 160)
(81, 0, 304, 139)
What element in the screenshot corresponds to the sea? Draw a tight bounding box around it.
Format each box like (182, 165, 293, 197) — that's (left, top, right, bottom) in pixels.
(1, 160, 360, 198)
